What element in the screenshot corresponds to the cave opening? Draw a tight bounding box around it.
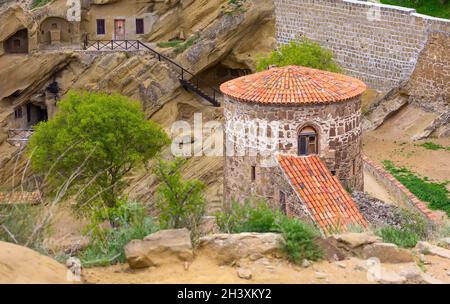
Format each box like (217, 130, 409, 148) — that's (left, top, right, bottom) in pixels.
(3, 29, 29, 54)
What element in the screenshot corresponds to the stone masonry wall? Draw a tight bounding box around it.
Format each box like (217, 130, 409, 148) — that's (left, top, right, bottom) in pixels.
(274, 0, 450, 91)
(406, 32, 450, 113)
(223, 95, 364, 206)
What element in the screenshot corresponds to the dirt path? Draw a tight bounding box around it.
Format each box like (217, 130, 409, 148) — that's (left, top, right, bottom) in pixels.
(363, 105, 450, 184)
(81, 253, 450, 284)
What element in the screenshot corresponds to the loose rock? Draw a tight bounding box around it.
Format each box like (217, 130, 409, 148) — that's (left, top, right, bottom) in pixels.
(237, 268, 252, 280)
(362, 243, 414, 263)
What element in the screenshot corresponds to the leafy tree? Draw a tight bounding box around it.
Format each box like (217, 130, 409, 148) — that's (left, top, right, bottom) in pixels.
(154, 158, 206, 236)
(28, 90, 170, 211)
(256, 38, 342, 72)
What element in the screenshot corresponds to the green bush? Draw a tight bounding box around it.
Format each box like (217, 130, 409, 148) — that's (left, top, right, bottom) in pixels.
(256, 39, 342, 72)
(276, 216, 322, 263)
(376, 208, 430, 248)
(383, 160, 450, 216)
(154, 158, 206, 242)
(216, 200, 322, 263)
(376, 226, 419, 248)
(157, 40, 184, 48)
(79, 200, 158, 267)
(216, 199, 280, 233)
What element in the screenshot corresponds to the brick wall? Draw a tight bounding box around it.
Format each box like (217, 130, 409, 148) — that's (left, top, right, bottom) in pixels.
(274, 0, 450, 91)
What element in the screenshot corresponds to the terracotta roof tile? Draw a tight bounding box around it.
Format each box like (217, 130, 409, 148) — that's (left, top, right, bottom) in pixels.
(220, 66, 366, 105)
(277, 154, 368, 234)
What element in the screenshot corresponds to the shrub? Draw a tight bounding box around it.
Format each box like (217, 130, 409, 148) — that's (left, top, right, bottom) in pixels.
(216, 199, 280, 233)
(31, 0, 51, 9)
(0, 204, 46, 250)
(276, 216, 322, 262)
(216, 200, 322, 263)
(79, 200, 158, 267)
(154, 158, 206, 242)
(420, 142, 450, 151)
(380, 0, 449, 19)
(157, 40, 184, 48)
(256, 38, 342, 72)
(376, 226, 419, 248)
(28, 91, 169, 217)
(376, 208, 430, 248)
(383, 160, 450, 216)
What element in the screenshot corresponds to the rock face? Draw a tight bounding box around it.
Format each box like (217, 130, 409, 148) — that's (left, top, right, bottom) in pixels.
(125, 229, 194, 269)
(362, 243, 414, 263)
(416, 241, 450, 260)
(0, 241, 71, 283)
(198, 233, 284, 265)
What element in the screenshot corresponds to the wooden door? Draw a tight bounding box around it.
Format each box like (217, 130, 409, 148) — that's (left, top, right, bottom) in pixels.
(114, 19, 126, 40)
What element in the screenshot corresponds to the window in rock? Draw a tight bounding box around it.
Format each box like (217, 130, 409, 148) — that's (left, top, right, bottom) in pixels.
(298, 126, 318, 156)
(96, 19, 105, 35)
(279, 191, 286, 215)
(251, 165, 256, 182)
(14, 107, 23, 119)
(136, 18, 144, 34)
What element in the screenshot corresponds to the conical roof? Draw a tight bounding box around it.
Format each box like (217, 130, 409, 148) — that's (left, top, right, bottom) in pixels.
(220, 66, 366, 105)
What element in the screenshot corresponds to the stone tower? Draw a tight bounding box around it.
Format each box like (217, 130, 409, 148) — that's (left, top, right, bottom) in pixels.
(220, 65, 367, 207)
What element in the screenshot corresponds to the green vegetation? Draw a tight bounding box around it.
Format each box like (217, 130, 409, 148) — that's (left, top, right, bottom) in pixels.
(222, 0, 247, 15)
(0, 204, 46, 250)
(154, 158, 206, 242)
(31, 0, 51, 9)
(157, 35, 199, 54)
(157, 40, 184, 48)
(380, 0, 450, 19)
(79, 158, 207, 266)
(216, 200, 322, 263)
(256, 39, 342, 72)
(383, 160, 450, 216)
(28, 91, 169, 218)
(376, 209, 429, 248)
(79, 200, 158, 267)
(419, 142, 450, 151)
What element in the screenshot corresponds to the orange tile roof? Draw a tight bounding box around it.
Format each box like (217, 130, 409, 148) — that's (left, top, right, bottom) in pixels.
(277, 154, 368, 234)
(220, 65, 366, 105)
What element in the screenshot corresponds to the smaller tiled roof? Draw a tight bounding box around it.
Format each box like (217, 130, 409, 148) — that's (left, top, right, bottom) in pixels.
(277, 154, 367, 233)
(220, 65, 366, 105)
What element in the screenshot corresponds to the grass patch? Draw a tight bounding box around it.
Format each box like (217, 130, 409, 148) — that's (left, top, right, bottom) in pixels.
(380, 0, 450, 19)
(419, 142, 450, 151)
(156, 35, 199, 54)
(157, 40, 184, 48)
(376, 226, 419, 248)
(31, 0, 51, 9)
(383, 160, 450, 216)
(216, 200, 322, 263)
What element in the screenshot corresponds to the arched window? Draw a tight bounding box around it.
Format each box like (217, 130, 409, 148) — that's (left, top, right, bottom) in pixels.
(298, 126, 318, 156)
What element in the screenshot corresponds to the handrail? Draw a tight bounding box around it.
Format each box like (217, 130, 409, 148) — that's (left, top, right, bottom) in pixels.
(136, 41, 221, 101)
(83, 39, 221, 106)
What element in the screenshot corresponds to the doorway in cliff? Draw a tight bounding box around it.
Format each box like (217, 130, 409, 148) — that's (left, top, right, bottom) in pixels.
(197, 63, 251, 88)
(10, 102, 48, 129)
(3, 29, 28, 54)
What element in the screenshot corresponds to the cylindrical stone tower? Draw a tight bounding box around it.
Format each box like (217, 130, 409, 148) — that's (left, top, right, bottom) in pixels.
(220, 65, 367, 206)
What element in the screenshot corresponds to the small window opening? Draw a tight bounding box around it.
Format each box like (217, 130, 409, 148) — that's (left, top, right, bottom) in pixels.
(136, 18, 144, 34)
(298, 126, 318, 156)
(251, 165, 256, 182)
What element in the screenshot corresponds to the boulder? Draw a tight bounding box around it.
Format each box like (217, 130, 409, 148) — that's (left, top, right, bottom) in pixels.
(0, 241, 71, 284)
(125, 229, 194, 269)
(237, 268, 252, 280)
(331, 232, 382, 249)
(362, 243, 414, 263)
(376, 270, 407, 284)
(198, 233, 284, 265)
(416, 241, 450, 260)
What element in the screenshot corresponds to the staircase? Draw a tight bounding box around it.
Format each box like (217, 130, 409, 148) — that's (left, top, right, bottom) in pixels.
(83, 40, 221, 107)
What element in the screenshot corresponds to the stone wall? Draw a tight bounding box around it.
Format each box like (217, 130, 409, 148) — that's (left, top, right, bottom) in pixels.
(274, 0, 450, 91)
(362, 156, 446, 223)
(406, 32, 450, 113)
(223, 95, 364, 206)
